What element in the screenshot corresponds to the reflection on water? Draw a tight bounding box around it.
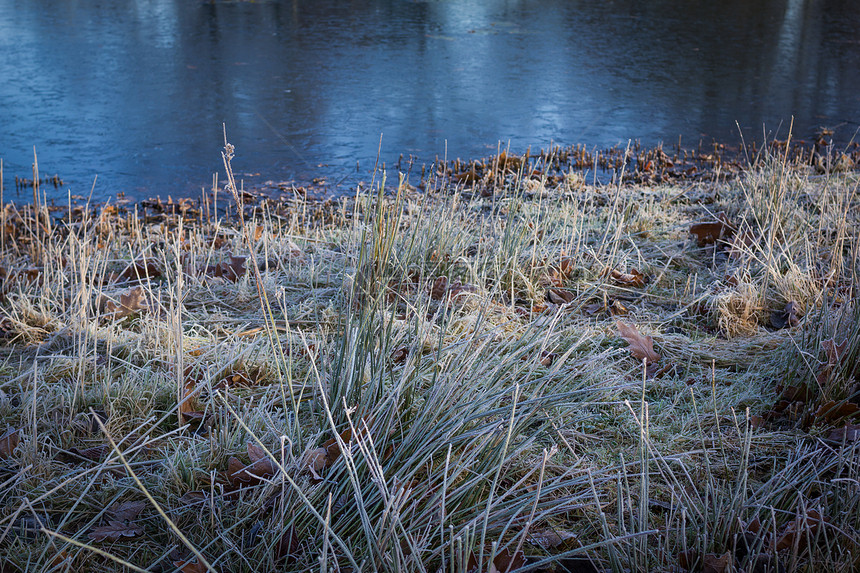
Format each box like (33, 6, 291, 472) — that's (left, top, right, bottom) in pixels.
(0, 0, 858, 201)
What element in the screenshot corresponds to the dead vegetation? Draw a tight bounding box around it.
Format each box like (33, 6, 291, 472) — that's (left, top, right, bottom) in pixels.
(0, 143, 858, 572)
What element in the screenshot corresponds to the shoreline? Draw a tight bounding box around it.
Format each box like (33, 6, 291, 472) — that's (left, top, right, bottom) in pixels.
(3, 136, 857, 213)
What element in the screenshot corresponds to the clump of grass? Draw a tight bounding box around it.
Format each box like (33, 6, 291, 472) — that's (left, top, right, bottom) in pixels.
(0, 142, 858, 572)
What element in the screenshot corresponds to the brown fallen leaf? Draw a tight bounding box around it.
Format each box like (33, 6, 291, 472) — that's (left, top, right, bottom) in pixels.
(690, 222, 726, 246)
(814, 401, 860, 425)
(173, 558, 208, 573)
(827, 424, 860, 443)
(218, 254, 247, 281)
(49, 549, 71, 568)
(430, 276, 448, 300)
(702, 552, 731, 573)
(204, 254, 247, 282)
(104, 286, 149, 319)
(608, 300, 629, 316)
(274, 524, 302, 564)
(539, 350, 558, 367)
(246, 443, 279, 476)
(116, 259, 161, 283)
(616, 321, 660, 364)
(246, 443, 267, 463)
(225, 456, 252, 488)
(391, 346, 409, 364)
(66, 445, 109, 462)
(822, 337, 849, 366)
(489, 548, 526, 573)
(466, 548, 526, 573)
(774, 508, 826, 552)
(225, 445, 279, 489)
(527, 528, 579, 550)
(779, 384, 814, 404)
(108, 500, 146, 522)
(677, 549, 698, 570)
(746, 517, 762, 534)
(88, 520, 144, 542)
(321, 427, 354, 467)
(770, 301, 802, 329)
(301, 447, 328, 476)
(212, 369, 259, 390)
(541, 269, 565, 288)
(610, 268, 646, 288)
(554, 255, 575, 279)
(300, 426, 356, 480)
(547, 287, 575, 305)
(690, 215, 733, 247)
(448, 280, 478, 299)
(180, 366, 201, 417)
(0, 428, 19, 459)
(539, 254, 576, 287)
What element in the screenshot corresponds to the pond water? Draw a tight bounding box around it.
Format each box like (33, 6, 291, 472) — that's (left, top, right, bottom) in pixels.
(1, 0, 859, 202)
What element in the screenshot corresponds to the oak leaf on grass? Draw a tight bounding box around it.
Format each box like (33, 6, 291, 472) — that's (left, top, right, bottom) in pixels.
(88, 520, 143, 542)
(246, 443, 279, 477)
(114, 259, 161, 283)
(546, 287, 575, 305)
(66, 445, 109, 463)
(701, 552, 731, 573)
(108, 500, 146, 522)
(0, 428, 19, 459)
(690, 214, 734, 247)
(466, 548, 526, 573)
(225, 446, 279, 489)
(822, 337, 849, 366)
(690, 222, 726, 246)
(610, 268, 646, 288)
(275, 524, 302, 564)
(391, 346, 409, 364)
(827, 424, 860, 443)
(448, 280, 478, 299)
(104, 286, 150, 319)
(774, 508, 826, 552)
(430, 276, 448, 300)
(301, 447, 328, 478)
(203, 254, 247, 282)
(173, 559, 208, 573)
(616, 321, 660, 365)
(815, 337, 850, 386)
(300, 427, 355, 480)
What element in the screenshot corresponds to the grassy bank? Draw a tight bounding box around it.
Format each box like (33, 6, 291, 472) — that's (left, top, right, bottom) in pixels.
(0, 145, 858, 572)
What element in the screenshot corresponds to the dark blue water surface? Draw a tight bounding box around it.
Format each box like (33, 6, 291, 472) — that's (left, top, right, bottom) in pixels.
(1, 0, 859, 202)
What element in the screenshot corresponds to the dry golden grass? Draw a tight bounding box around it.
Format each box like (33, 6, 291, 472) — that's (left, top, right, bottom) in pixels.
(0, 145, 858, 572)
